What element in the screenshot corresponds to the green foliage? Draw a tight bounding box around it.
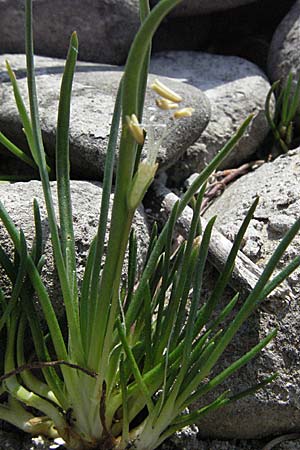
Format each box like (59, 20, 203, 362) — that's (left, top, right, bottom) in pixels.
(0, 1, 299, 449)
(265, 73, 300, 153)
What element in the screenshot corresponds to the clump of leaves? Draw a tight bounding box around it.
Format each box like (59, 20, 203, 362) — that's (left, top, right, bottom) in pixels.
(0, 1, 299, 450)
(265, 72, 300, 154)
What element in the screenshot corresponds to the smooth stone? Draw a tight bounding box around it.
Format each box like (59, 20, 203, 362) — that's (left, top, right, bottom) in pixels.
(0, 54, 210, 180)
(200, 0, 296, 72)
(151, 1, 295, 73)
(0, 0, 140, 65)
(268, 0, 300, 89)
(0, 180, 150, 319)
(150, 51, 273, 182)
(150, 0, 259, 16)
(268, 0, 300, 124)
(197, 149, 300, 438)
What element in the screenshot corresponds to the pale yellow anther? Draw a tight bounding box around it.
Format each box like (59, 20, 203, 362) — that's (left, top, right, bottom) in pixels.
(150, 79, 183, 103)
(173, 107, 195, 119)
(155, 97, 179, 110)
(126, 114, 145, 145)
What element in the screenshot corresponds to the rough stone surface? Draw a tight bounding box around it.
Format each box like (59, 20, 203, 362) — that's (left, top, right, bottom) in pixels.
(0, 180, 150, 319)
(150, 51, 273, 182)
(1, 429, 300, 450)
(268, 0, 300, 86)
(0, 0, 140, 65)
(267, 0, 300, 140)
(197, 148, 300, 438)
(0, 54, 210, 180)
(150, 0, 259, 16)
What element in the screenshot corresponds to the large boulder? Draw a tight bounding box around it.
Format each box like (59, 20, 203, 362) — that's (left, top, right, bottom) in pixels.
(150, 51, 273, 182)
(150, 0, 259, 16)
(197, 148, 300, 438)
(268, 0, 300, 86)
(267, 0, 300, 136)
(0, 0, 140, 65)
(0, 54, 210, 180)
(4, 428, 300, 450)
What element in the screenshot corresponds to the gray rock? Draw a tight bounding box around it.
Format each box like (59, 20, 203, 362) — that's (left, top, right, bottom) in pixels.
(152, 15, 212, 53)
(150, 51, 273, 182)
(0, 54, 210, 180)
(150, 0, 259, 16)
(0, 180, 150, 319)
(267, 0, 300, 142)
(268, 0, 300, 87)
(0, 0, 140, 65)
(2, 429, 300, 450)
(197, 149, 300, 438)
(164, 435, 300, 450)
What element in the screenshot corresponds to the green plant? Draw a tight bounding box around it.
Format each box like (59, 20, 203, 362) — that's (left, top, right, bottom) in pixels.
(265, 72, 300, 153)
(0, 1, 299, 449)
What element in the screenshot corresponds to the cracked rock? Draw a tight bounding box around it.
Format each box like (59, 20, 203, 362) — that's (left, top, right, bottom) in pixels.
(0, 180, 150, 320)
(0, 54, 210, 180)
(195, 148, 300, 438)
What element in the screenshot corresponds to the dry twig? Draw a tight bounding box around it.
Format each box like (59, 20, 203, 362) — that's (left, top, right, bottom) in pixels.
(152, 179, 293, 302)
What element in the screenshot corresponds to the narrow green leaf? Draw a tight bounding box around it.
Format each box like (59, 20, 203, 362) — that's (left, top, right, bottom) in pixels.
(0, 231, 28, 332)
(126, 116, 253, 335)
(86, 80, 123, 356)
(196, 197, 259, 332)
(260, 255, 300, 301)
(185, 218, 300, 399)
(178, 217, 216, 379)
(5, 60, 36, 163)
(25, 0, 84, 364)
(125, 229, 138, 313)
(56, 31, 78, 296)
(123, 0, 183, 119)
(30, 198, 43, 265)
(229, 372, 278, 402)
(16, 314, 61, 406)
(287, 75, 300, 122)
(0, 132, 36, 169)
(180, 329, 276, 409)
(142, 282, 153, 372)
(0, 200, 68, 362)
(158, 391, 230, 445)
(281, 73, 292, 124)
(119, 354, 130, 445)
(265, 81, 280, 134)
(152, 201, 179, 352)
(80, 236, 96, 349)
(117, 318, 154, 413)
(208, 292, 240, 332)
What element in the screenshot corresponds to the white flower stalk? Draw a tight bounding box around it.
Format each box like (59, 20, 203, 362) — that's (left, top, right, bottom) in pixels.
(145, 120, 168, 166)
(126, 114, 145, 145)
(127, 161, 158, 211)
(150, 79, 183, 103)
(126, 85, 194, 212)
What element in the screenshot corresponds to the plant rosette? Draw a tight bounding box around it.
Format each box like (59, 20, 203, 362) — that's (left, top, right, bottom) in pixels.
(0, 1, 299, 450)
